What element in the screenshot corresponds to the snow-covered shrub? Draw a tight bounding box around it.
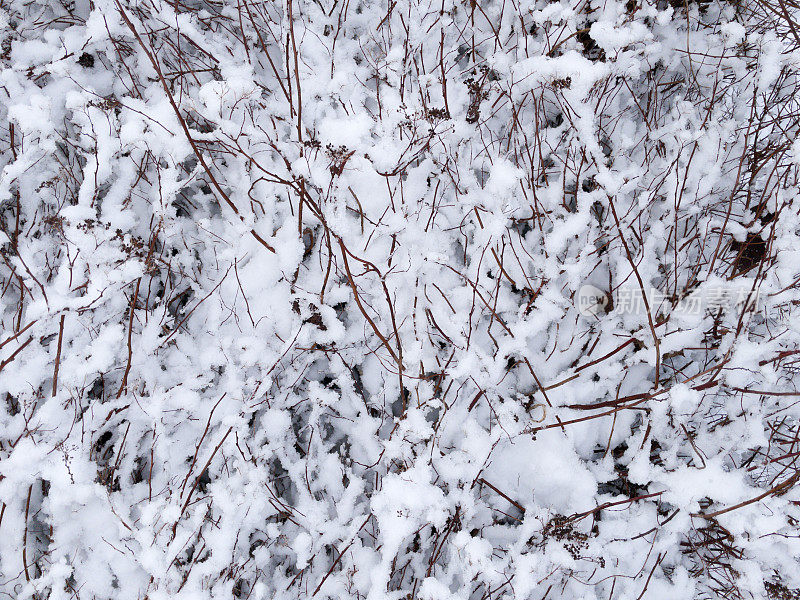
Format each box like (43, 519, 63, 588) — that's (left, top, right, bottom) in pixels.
(2, 0, 800, 598)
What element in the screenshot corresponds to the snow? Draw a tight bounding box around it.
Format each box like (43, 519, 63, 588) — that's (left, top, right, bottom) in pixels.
(1, 0, 800, 599)
(485, 434, 598, 513)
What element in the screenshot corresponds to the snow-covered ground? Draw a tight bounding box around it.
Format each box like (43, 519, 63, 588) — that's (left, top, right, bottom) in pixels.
(2, 0, 800, 598)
